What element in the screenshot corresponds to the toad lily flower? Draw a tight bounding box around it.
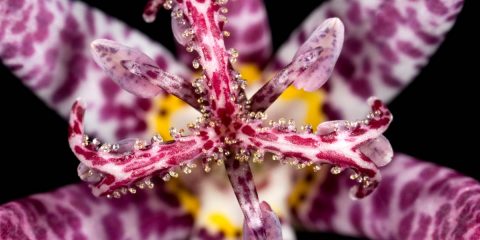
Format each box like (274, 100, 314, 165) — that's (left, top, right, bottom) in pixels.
(70, 11, 392, 239)
(1, 0, 476, 239)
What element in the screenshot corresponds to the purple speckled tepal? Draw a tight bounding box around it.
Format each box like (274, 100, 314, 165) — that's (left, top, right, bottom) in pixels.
(1, 0, 477, 239)
(68, 3, 393, 236)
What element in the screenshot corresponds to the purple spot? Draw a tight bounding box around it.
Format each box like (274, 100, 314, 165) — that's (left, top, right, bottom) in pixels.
(372, 176, 394, 218)
(155, 56, 168, 70)
(7, 0, 25, 12)
(347, 2, 362, 25)
(243, 22, 265, 44)
(1, 43, 18, 59)
(322, 102, 342, 120)
(101, 77, 121, 99)
(372, 4, 399, 38)
(426, 0, 449, 15)
(411, 214, 432, 239)
(349, 78, 373, 99)
(398, 212, 415, 238)
(397, 41, 423, 58)
(34, 1, 54, 42)
(419, 166, 438, 179)
(344, 38, 363, 55)
(335, 56, 355, 79)
(102, 213, 124, 240)
(56, 205, 81, 229)
(21, 34, 35, 57)
(47, 213, 67, 239)
(399, 180, 422, 209)
(136, 98, 152, 111)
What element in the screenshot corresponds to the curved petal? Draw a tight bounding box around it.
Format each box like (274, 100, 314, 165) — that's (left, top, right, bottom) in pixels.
(250, 18, 344, 112)
(267, 0, 464, 119)
(292, 154, 480, 239)
(239, 97, 393, 199)
(0, 0, 191, 141)
(176, 0, 272, 68)
(90, 39, 200, 109)
(0, 183, 193, 240)
(68, 100, 215, 197)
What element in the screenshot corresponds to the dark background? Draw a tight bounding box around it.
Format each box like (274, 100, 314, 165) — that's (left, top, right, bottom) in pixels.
(0, 0, 476, 239)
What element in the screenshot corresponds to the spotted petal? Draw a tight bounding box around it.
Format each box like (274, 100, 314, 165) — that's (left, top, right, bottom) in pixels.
(90, 39, 199, 109)
(250, 18, 344, 112)
(293, 154, 480, 239)
(0, 183, 193, 240)
(175, 0, 272, 68)
(0, 0, 191, 141)
(267, 0, 464, 119)
(240, 98, 393, 199)
(223, 0, 272, 67)
(68, 101, 215, 197)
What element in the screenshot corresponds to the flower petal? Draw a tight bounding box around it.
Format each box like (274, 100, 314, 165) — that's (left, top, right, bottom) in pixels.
(267, 0, 464, 119)
(223, 0, 272, 67)
(0, 183, 193, 240)
(91, 39, 199, 109)
(293, 153, 480, 239)
(239, 98, 393, 198)
(224, 159, 266, 239)
(173, 0, 244, 118)
(176, 0, 272, 68)
(68, 100, 215, 196)
(0, 0, 190, 141)
(250, 18, 344, 112)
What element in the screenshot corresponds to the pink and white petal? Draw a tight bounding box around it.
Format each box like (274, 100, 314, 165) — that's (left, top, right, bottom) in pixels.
(0, 183, 193, 240)
(250, 18, 344, 112)
(90, 39, 199, 109)
(267, 0, 464, 119)
(68, 101, 215, 197)
(240, 98, 393, 199)
(223, 0, 272, 67)
(0, 0, 191, 142)
(293, 154, 480, 239)
(176, 0, 272, 68)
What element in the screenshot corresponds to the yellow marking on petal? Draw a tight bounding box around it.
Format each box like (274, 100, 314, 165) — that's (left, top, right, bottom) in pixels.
(239, 64, 327, 128)
(279, 87, 326, 128)
(208, 213, 242, 238)
(165, 179, 200, 217)
(238, 63, 262, 84)
(148, 95, 186, 141)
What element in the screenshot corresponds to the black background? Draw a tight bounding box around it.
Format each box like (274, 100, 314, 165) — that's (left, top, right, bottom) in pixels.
(0, 1, 476, 239)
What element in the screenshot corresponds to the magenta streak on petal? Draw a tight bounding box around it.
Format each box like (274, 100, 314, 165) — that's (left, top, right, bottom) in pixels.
(90, 39, 200, 109)
(0, 183, 194, 239)
(68, 101, 214, 196)
(294, 154, 480, 240)
(175, 0, 238, 117)
(250, 18, 344, 112)
(0, 0, 191, 142)
(63, 2, 394, 239)
(239, 98, 393, 198)
(266, 0, 464, 120)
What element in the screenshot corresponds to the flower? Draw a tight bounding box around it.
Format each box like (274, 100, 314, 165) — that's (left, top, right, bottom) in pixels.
(2, 0, 475, 240)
